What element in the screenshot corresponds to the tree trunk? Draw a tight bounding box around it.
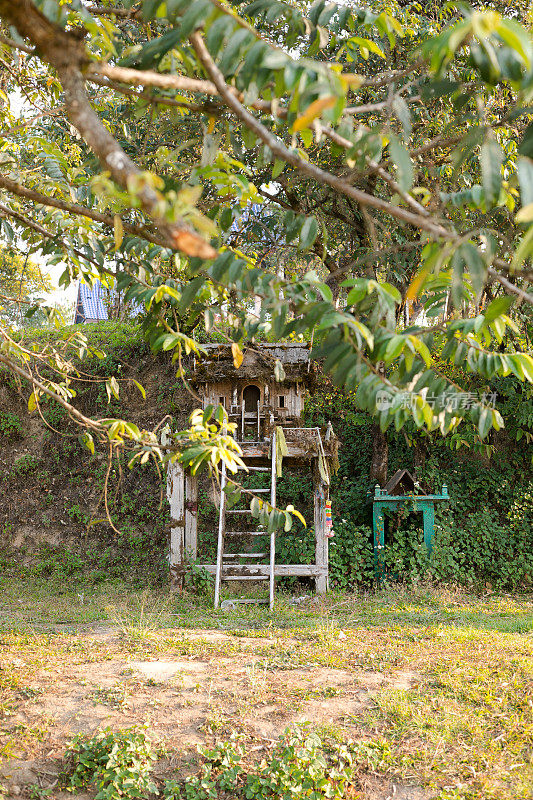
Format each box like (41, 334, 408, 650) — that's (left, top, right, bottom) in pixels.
(370, 424, 388, 487)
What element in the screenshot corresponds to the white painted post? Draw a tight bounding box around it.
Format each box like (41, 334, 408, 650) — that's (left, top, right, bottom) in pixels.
(167, 459, 185, 591)
(269, 430, 277, 610)
(214, 462, 227, 609)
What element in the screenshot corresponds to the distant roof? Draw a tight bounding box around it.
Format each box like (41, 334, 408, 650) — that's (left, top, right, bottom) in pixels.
(230, 202, 263, 233)
(383, 469, 429, 495)
(73, 281, 108, 323)
(73, 280, 143, 324)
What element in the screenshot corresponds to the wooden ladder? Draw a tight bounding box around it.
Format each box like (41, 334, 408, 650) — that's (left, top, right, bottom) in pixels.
(214, 431, 277, 610)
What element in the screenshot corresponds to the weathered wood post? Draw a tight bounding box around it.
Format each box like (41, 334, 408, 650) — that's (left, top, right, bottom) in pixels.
(313, 467, 328, 594)
(166, 460, 185, 591)
(184, 473, 198, 561)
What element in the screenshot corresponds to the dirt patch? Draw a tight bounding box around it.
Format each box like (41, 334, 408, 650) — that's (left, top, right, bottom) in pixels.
(0, 627, 425, 797)
(362, 776, 430, 799)
(128, 659, 210, 683)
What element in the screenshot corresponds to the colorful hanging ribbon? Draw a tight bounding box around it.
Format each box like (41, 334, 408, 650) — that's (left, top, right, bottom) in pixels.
(325, 499, 334, 538)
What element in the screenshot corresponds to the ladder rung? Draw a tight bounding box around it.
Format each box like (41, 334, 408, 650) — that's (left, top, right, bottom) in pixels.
(223, 553, 266, 559)
(221, 575, 269, 581)
(243, 466, 270, 472)
(225, 531, 267, 536)
(226, 509, 254, 514)
(250, 488, 270, 493)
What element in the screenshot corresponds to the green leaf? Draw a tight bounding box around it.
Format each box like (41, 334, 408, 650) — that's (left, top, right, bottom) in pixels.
(483, 295, 513, 322)
(298, 217, 319, 251)
(517, 353, 533, 382)
(272, 158, 285, 179)
(480, 137, 503, 207)
(517, 156, 533, 209)
(178, 0, 212, 39)
(388, 134, 413, 192)
(178, 276, 204, 312)
(511, 225, 533, 272)
(219, 29, 254, 75)
(250, 496, 262, 517)
(384, 335, 405, 361)
(459, 242, 486, 296)
(478, 407, 492, 439)
(206, 14, 235, 55)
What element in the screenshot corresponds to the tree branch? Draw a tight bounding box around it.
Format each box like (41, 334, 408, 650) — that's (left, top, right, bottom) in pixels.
(0, 201, 115, 275)
(0, 174, 176, 249)
(190, 31, 455, 241)
(487, 267, 533, 305)
(0, 0, 216, 259)
(191, 31, 533, 307)
(0, 173, 171, 247)
(87, 62, 219, 97)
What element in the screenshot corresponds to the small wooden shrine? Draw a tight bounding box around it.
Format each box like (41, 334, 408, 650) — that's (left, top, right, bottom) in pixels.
(372, 469, 449, 579)
(166, 343, 339, 606)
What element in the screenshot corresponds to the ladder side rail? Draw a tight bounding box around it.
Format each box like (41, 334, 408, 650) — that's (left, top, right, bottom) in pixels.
(214, 460, 227, 609)
(269, 430, 277, 610)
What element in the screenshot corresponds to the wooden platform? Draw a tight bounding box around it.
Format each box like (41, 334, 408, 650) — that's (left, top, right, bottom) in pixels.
(238, 427, 336, 462)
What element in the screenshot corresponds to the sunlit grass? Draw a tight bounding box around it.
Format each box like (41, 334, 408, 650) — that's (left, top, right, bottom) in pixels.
(0, 577, 532, 798)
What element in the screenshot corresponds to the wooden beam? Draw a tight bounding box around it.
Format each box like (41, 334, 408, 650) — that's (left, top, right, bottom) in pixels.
(198, 564, 328, 577)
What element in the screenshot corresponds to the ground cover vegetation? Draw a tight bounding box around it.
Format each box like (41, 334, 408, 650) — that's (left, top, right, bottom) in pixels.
(0, 0, 532, 507)
(0, 584, 532, 799)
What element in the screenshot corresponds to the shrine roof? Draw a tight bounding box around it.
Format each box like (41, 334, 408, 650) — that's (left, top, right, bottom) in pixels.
(191, 342, 316, 383)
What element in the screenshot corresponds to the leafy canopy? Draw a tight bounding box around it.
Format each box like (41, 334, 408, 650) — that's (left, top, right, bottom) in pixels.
(0, 0, 532, 477)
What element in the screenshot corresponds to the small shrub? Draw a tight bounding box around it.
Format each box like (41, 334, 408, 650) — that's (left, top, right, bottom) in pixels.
(184, 559, 215, 596)
(164, 726, 362, 800)
(10, 454, 39, 476)
(0, 411, 23, 440)
(61, 726, 158, 800)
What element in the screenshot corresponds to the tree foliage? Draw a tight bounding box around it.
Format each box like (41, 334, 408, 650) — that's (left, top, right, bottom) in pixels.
(0, 245, 51, 325)
(0, 0, 532, 478)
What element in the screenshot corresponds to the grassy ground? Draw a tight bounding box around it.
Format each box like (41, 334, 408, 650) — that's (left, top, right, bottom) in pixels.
(0, 575, 532, 799)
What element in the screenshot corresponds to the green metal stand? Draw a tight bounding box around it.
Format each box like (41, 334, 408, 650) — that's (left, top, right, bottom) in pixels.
(372, 484, 448, 580)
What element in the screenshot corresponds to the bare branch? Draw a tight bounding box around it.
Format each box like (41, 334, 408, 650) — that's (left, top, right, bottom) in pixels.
(361, 64, 425, 87)
(322, 125, 430, 219)
(488, 266, 533, 305)
(0, 351, 103, 433)
(0, 201, 115, 274)
(0, 173, 170, 247)
(88, 62, 219, 96)
(86, 4, 142, 18)
(345, 95, 422, 116)
(0, 32, 33, 53)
